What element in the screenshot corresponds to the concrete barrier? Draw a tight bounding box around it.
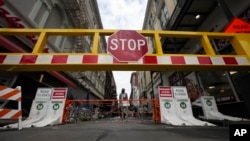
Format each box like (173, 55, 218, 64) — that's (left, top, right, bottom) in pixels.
(160, 98, 192, 126)
(175, 98, 215, 126)
(201, 96, 245, 121)
(31, 88, 67, 127)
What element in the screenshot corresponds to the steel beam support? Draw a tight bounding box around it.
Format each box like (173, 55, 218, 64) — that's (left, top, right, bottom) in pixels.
(92, 32, 100, 54)
(154, 33, 163, 55)
(201, 35, 216, 55)
(231, 34, 250, 62)
(32, 32, 48, 53)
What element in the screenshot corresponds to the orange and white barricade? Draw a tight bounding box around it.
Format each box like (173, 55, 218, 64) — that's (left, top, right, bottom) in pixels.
(0, 86, 22, 130)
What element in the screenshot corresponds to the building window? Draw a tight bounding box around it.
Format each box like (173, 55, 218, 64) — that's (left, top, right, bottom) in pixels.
(173, 0, 178, 5)
(148, 13, 154, 27)
(159, 5, 169, 29)
(169, 72, 181, 86)
(154, 0, 159, 8)
(34, 4, 47, 24)
(92, 17, 96, 28)
(89, 36, 93, 47)
(183, 72, 200, 101)
(197, 71, 236, 104)
(230, 71, 250, 101)
(168, 71, 237, 104)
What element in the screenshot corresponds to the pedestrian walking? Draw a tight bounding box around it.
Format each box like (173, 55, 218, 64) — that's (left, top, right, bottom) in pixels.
(119, 88, 129, 120)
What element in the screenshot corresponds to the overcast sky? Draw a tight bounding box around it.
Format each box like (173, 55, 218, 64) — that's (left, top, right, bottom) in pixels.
(97, 0, 147, 98)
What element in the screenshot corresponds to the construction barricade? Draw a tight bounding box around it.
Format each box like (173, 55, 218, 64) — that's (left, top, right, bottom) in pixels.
(158, 86, 215, 126)
(2, 87, 68, 129)
(199, 96, 247, 121)
(0, 86, 22, 130)
(62, 99, 154, 123)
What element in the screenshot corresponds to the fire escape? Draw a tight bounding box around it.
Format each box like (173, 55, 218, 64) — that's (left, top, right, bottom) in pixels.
(62, 0, 104, 99)
(63, 0, 90, 53)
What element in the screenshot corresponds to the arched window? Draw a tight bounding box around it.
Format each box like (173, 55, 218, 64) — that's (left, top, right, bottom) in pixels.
(44, 4, 65, 47)
(44, 4, 64, 28)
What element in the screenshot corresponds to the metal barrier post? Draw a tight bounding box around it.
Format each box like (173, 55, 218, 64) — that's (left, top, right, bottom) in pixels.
(16, 86, 22, 130)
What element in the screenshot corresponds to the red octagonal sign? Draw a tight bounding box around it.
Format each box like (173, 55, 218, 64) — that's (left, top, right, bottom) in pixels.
(107, 30, 148, 62)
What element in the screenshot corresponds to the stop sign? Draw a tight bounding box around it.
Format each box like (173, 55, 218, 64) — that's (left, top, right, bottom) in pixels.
(107, 30, 148, 62)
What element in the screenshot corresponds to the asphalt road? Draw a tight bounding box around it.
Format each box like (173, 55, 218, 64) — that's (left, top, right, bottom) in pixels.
(0, 118, 229, 141)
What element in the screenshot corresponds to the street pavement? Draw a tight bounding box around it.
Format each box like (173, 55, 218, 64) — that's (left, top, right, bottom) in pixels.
(0, 117, 229, 141)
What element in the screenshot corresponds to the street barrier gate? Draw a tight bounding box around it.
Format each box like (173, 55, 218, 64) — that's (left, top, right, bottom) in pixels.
(0, 28, 249, 71)
(0, 28, 250, 123)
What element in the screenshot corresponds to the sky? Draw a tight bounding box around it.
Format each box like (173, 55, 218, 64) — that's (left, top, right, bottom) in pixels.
(97, 0, 148, 98)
